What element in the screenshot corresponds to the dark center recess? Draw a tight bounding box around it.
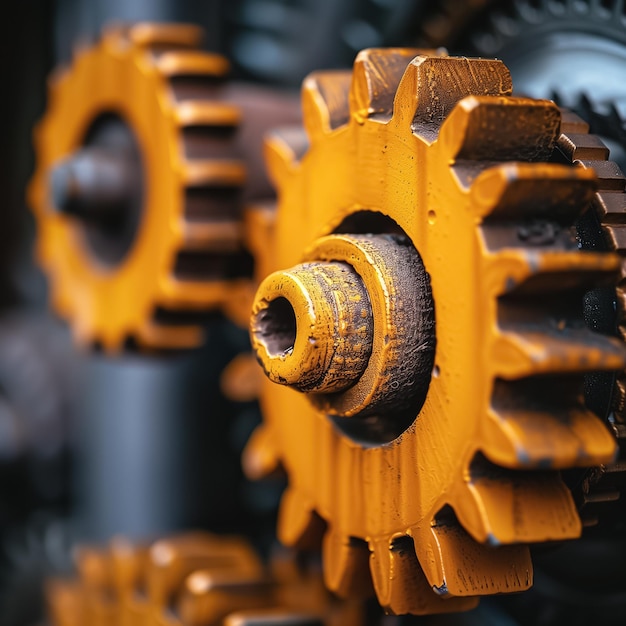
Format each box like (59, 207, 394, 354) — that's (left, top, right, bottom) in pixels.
(50, 113, 144, 267)
(329, 211, 436, 446)
(255, 297, 297, 357)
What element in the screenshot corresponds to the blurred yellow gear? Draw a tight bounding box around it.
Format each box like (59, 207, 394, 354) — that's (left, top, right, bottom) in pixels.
(47, 533, 364, 626)
(29, 23, 252, 351)
(245, 49, 626, 615)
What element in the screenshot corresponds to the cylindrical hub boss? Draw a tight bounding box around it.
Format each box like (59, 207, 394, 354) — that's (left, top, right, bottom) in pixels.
(250, 261, 374, 393)
(250, 234, 436, 419)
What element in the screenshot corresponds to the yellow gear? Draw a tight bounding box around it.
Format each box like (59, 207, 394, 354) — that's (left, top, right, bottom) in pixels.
(245, 49, 626, 614)
(29, 23, 251, 351)
(47, 533, 364, 626)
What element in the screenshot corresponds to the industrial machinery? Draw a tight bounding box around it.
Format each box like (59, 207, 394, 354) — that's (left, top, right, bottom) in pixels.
(4, 2, 626, 625)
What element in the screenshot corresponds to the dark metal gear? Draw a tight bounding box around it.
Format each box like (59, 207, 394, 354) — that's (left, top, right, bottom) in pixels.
(415, 0, 626, 171)
(552, 110, 626, 527)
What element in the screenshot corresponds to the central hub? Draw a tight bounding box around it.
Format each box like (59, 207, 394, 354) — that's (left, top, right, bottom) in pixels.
(49, 113, 144, 267)
(251, 261, 374, 393)
(250, 233, 436, 426)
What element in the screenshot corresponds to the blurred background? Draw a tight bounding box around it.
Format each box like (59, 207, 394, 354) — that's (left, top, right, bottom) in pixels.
(2, 1, 626, 624)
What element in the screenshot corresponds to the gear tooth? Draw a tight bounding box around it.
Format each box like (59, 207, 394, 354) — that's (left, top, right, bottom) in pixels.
(578, 159, 626, 191)
(174, 101, 241, 127)
(604, 223, 626, 250)
(348, 48, 424, 124)
(181, 221, 242, 251)
(137, 321, 204, 350)
(322, 528, 373, 600)
(556, 132, 610, 162)
(156, 50, 230, 78)
(470, 162, 596, 219)
(492, 327, 626, 378)
(559, 108, 590, 134)
(301, 71, 352, 139)
(393, 55, 511, 142)
(176, 565, 268, 624)
(594, 191, 626, 224)
(264, 127, 310, 186)
(413, 514, 532, 596)
(455, 460, 582, 544)
(484, 402, 617, 469)
(181, 160, 246, 187)
(242, 424, 282, 479)
(369, 535, 478, 615)
(46, 578, 86, 625)
(75, 546, 112, 590)
(157, 276, 233, 308)
(440, 96, 560, 163)
(110, 536, 145, 594)
(127, 22, 203, 48)
(481, 246, 620, 305)
(277, 488, 323, 550)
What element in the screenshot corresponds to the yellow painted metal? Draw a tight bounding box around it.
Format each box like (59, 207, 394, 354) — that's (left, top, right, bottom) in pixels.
(245, 49, 626, 614)
(251, 258, 374, 393)
(46, 533, 366, 626)
(29, 23, 251, 351)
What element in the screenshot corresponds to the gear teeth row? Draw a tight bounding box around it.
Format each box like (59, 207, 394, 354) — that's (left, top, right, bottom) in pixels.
(50, 533, 268, 624)
(468, 0, 626, 56)
(30, 24, 253, 351)
(369, 535, 478, 614)
(48, 533, 357, 626)
(554, 108, 626, 525)
(251, 49, 626, 615)
(122, 28, 251, 348)
(453, 461, 582, 544)
(439, 55, 623, 521)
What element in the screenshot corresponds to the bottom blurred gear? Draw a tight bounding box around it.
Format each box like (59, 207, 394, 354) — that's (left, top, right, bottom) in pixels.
(46, 532, 365, 626)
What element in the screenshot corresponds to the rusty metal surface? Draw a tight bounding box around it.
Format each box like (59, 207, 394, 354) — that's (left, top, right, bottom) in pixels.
(29, 23, 252, 352)
(244, 48, 626, 615)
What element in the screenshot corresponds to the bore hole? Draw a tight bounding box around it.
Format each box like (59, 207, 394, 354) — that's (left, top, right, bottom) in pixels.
(256, 297, 297, 357)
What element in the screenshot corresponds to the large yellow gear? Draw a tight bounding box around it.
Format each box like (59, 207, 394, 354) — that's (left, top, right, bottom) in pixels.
(29, 23, 251, 351)
(244, 49, 626, 614)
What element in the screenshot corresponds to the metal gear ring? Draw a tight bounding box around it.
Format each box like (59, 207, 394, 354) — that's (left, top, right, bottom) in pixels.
(29, 23, 252, 351)
(244, 49, 626, 615)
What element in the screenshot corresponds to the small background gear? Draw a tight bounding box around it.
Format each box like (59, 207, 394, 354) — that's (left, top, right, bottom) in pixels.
(29, 23, 253, 352)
